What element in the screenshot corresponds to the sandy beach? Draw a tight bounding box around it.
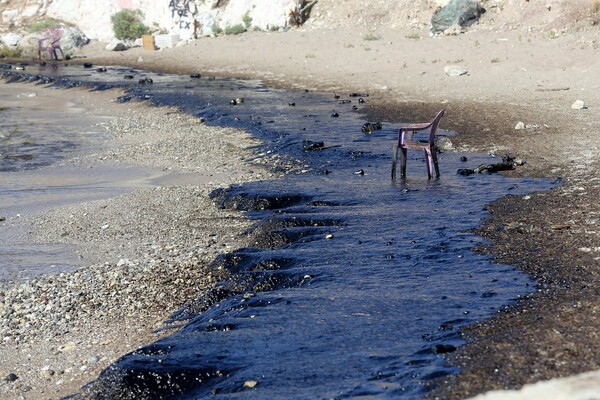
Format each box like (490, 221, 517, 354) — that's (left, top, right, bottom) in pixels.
(2, 9, 600, 399)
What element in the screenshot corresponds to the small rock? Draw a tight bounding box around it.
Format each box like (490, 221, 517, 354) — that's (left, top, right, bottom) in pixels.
(0, 216, 5, 222)
(101, 224, 109, 230)
(444, 65, 468, 77)
(244, 380, 258, 388)
(515, 121, 526, 130)
(432, 344, 457, 354)
(4, 372, 18, 382)
(436, 137, 454, 152)
(571, 100, 586, 110)
(325, 234, 334, 240)
(105, 39, 128, 51)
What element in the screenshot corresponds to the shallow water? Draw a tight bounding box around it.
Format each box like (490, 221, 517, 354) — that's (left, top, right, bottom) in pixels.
(2, 63, 553, 398)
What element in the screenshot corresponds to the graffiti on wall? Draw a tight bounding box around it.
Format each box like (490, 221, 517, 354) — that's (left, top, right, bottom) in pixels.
(168, 0, 198, 39)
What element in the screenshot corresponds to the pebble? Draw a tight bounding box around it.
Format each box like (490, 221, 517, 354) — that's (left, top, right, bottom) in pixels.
(40, 367, 55, 379)
(88, 354, 101, 364)
(571, 100, 586, 110)
(515, 121, 526, 130)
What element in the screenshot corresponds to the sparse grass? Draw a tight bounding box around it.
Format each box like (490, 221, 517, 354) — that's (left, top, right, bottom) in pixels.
(224, 24, 247, 35)
(448, 58, 464, 63)
(212, 24, 223, 35)
(405, 32, 421, 40)
(0, 47, 22, 58)
(305, 53, 316, 58)
(592, 0, 600, 13)
(491, 57, 500, 63)
(363, 33, 381, 41)
(0, 106, 8, 112)
(29, 18, 62, 33)
(474, 40, 481, 46)
(269, 25, 280, 32)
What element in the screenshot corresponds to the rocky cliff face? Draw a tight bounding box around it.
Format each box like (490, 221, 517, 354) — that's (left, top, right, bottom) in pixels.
(0, 0, 597, 50)
(1, 0, 303, 41)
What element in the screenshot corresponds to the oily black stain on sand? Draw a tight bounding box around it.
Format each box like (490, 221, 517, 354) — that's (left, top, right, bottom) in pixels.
(1, 63, 558, 399)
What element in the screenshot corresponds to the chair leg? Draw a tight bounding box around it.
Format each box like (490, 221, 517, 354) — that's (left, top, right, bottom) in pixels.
(400, 147, 408, 177)
(424, 149, 433, 179)
(391, 142, 399, 180)
(432, 148, 440, 178)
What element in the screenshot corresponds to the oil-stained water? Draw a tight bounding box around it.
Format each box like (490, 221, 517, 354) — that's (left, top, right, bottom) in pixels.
(1, 64, 553, 398)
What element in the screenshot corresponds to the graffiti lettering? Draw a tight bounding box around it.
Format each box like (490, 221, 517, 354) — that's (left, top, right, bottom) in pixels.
(167, 0, 198, 40)
(168, 0, 196, 19)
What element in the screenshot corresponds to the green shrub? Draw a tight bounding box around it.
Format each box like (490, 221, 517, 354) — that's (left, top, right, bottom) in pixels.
(212, 23, 223, 35)
(242, 12, 252, 29)
(111, 9, 149, 40)
(224, 24, 246, 35)
(29, 18, 62, 33)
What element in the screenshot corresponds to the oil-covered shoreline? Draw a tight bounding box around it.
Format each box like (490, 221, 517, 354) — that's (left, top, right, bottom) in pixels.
(2, 22, 600, 396)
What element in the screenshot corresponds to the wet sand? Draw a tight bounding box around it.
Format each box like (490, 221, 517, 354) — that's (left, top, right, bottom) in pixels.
(1, 24, 599, 398)
(0, 82, 270, 398)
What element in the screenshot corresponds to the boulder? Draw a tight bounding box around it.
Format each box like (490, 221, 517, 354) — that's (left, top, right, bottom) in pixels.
(59, 26, 90, 54)
(431, 0, 485, 33)
(1, 32, 21, 47)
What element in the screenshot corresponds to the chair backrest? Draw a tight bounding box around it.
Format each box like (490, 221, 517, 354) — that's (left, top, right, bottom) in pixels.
(39, 26, 62, 49)
(427, 110, 445, 144)
(399, 109, 445, 147)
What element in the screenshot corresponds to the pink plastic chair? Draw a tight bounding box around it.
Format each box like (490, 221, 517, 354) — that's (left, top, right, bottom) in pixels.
(391, 110, 445, 179)
(38, 27, 64, 62)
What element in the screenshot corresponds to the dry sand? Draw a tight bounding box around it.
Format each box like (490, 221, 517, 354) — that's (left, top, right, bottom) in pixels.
(1, 17, 600, 399)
